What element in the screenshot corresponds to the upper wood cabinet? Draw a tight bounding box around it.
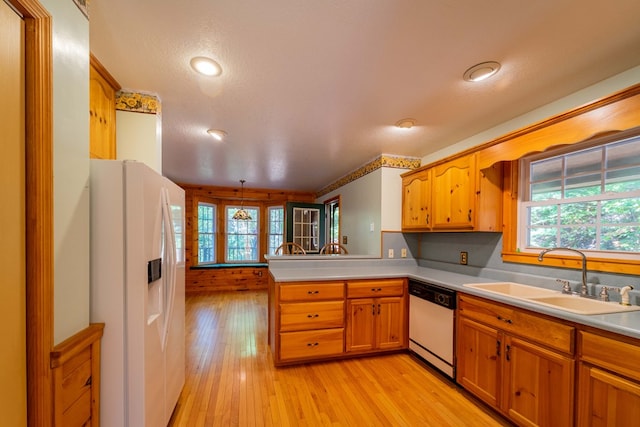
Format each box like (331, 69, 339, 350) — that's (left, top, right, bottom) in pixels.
(89, 55, 119, 160)
(401, 153, 503, 232)
(401, 169, 431, 230)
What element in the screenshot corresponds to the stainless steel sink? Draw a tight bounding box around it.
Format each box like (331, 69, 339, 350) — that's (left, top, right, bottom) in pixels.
(463, 282, 640, 315)
(526, 295, 640, 315)
(463, 282, 559, 298)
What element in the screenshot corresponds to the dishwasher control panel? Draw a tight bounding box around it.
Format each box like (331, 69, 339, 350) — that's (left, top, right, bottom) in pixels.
(408, 280, 456, 309)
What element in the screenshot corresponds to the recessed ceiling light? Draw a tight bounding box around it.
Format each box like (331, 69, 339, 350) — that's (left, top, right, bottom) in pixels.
(463, 61, 501, 82)
(395, 118, 416, 129)
(207, 129, 227, 141)
(190, 56, 222, 77)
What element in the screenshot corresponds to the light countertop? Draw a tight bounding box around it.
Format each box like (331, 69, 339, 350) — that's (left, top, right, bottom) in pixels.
(268, 258, 640, 340)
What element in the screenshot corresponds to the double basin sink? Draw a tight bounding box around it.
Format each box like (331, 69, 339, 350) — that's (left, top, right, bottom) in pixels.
(463, 282, 640, 315)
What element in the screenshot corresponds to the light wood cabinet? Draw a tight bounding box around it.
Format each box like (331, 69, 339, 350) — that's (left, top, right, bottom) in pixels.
(457, 294, 575, 427)
(89, 55, 119, 160)
(268, 277, 408, 365)
(577, 330, 640, 426)
(401, 169, 431, 230)
(274, 280, 345, 364)
(401, 153, 503, 232)
(345, 279, 407, 354)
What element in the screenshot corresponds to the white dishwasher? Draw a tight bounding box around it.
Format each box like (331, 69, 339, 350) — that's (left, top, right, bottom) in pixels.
(408, 280, 456, 379)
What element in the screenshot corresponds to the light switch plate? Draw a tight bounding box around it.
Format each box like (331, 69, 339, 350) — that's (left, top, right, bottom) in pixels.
(388, 249, 394, 258)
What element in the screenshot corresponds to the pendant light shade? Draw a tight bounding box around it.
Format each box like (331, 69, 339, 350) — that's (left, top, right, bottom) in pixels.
(232, 179, 252, 220)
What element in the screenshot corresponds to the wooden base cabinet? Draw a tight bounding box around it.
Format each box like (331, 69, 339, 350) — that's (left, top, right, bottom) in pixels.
(578, 331, 640, 427)
(345, 279, 407, 354)
(457, 294, 575, 427)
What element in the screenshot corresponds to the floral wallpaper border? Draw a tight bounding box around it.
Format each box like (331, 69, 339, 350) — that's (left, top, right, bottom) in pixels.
(316, 154, 421, 197)
(115, 91, 160, 114)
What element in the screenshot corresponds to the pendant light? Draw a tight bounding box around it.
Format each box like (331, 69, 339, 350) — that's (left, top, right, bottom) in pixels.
(232, 179, 252, 220)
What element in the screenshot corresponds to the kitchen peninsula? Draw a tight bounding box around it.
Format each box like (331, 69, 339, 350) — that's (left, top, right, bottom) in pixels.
(268, 256, 640, 427)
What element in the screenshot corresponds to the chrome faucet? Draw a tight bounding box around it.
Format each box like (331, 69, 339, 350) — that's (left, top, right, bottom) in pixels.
(538, 247, 589, 297)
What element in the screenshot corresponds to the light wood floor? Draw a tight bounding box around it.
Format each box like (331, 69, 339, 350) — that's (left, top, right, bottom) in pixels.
(169, 290, 511, 426)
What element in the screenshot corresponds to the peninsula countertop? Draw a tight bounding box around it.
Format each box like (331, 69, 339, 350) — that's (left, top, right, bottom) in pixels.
(267, 257, 640, 340)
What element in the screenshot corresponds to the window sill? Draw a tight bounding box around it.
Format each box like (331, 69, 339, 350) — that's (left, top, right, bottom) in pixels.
(502, 251, 640, 275)
(190, 263, 268, 270)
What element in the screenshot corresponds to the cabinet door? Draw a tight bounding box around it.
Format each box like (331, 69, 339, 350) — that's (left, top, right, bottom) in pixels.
(432, 154, 476, 229)
(457, 316, 501, 408)
(89, 64, 116, 160)
(503, 336, 574, 427)
(578, 364, 640, 427)
(375, 297, 405, 350)
(402, 170, 431, 230)
(346, 299, 375, 352)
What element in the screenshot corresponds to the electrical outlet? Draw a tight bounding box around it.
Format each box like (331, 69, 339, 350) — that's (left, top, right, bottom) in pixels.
(342, 236, 348, 244)
(388, 249, 394, 258)
(460, 251, 468, 265)
(401, 248, 407, 258)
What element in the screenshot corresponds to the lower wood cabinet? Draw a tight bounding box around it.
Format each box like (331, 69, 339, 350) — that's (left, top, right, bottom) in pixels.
(457, 294, 575, 427)
(269, 277, 407, 366)
(577, 330, 640, 427)
(345, 279, 407, 354)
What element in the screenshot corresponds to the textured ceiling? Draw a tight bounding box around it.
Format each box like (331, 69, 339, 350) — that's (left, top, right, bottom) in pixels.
(89, 0, 640, 191)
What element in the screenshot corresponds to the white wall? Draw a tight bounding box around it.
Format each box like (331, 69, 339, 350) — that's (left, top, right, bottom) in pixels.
(319, 170, 382, 256)
(318, 166, 410, 256)
(422, 66, 640, 165)
(117, 110, 162, 173)
(380, 167, 405, 231)
(42, 0, 91, 344)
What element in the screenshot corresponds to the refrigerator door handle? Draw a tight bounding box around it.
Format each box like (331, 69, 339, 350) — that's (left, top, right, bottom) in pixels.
(160, 187, 177, 351)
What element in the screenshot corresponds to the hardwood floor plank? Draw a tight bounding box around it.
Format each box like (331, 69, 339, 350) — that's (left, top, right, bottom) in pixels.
(170, 290, 511, 426)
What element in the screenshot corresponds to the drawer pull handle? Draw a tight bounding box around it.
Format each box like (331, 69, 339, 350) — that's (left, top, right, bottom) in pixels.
(370, 287, 383, 292)
(497, 316, 513, 324)
(307, 342, 319, 347)
(307, 290, 320, 294)
(307, 314, 319, 318)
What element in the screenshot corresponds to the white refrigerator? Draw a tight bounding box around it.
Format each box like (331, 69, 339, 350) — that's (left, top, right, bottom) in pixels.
(90, 160, 185, 427)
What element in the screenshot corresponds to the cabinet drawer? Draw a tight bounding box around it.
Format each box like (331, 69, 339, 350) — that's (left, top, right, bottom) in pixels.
(459, 294, 575, 354)
(280, 282, 344, 301)
(580, 330, 640, 382)
(280, 328, 344, 361)
(347, 279, 405, 298)
(280, 301, 344, 331)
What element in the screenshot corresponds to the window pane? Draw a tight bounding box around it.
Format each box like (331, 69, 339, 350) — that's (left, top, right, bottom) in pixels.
(529, 205, 558, 226)
(531, 180, 562, 201)
(564, 173, 601, 198)
(560, 226, 596, 250)
(601, 198, 640, 224)
(197, 203, 216, 264)
(226, 206, 259, 262)
(601, 226, 640, 251)
(565, 147, 601, 176)
(606, 137, 640, 169)
(528, 227, 557, 248)
(531, 157, 562, 182)
(605, 166, 640, 192)
(559, 202, 597, 225)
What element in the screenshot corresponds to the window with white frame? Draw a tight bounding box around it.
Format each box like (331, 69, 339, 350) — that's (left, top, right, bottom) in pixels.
(197, 202, 216, 264)
(267, 206, 284, 255)
(519, 133, 640, 257)
(226, 205, 259, 262)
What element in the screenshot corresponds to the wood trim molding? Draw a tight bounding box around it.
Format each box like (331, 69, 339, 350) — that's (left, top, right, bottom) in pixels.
(10, 0, 54, 425)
